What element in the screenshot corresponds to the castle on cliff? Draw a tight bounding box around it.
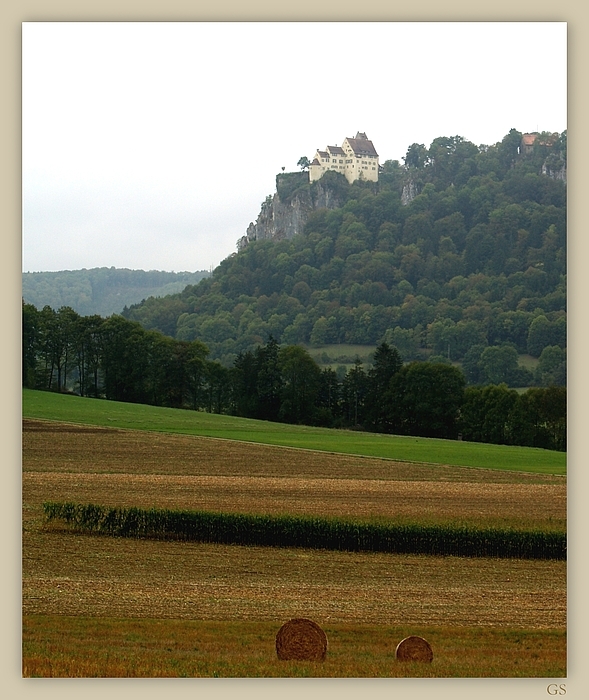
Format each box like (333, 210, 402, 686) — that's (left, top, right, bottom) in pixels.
(309, 132, 379, 184)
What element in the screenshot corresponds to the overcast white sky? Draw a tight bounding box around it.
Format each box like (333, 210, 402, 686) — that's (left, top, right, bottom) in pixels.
(22, 21, 567, 274)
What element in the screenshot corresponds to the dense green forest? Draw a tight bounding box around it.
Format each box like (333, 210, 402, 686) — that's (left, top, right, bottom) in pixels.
(121, 129, 566, 390)
(22, 303, 565, 451)
(22, 267, 210, 317)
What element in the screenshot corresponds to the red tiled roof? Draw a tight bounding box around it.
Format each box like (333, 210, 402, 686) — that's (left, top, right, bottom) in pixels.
(522, 133, 538, 146)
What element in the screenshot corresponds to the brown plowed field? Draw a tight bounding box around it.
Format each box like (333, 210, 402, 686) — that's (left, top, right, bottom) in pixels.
(22, 419, 566, 630)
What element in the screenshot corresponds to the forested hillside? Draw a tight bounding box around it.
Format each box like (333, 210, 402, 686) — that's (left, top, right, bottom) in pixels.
(123, 129, 566, 388)
(22, 267, 210, 317)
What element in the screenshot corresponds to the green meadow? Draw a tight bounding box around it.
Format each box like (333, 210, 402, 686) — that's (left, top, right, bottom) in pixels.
(22, 389, 565, 475)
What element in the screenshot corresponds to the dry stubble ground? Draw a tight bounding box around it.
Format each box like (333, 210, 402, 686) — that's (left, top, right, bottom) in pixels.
(22, 420, 566, 677)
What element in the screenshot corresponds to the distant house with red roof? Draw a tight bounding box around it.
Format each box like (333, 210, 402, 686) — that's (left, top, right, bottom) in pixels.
(309, 132, 379, 184)
(521, 132, 561, 154)
(521, 133, 539, 155)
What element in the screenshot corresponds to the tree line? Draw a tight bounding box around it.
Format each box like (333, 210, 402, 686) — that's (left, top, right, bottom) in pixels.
(23, 302, 565, 451)
(22, 267, 210, 318)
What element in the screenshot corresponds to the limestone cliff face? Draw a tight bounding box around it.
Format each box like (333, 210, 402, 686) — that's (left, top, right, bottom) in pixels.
(401, 179, 418, 206)
(238, 181, 343, 251)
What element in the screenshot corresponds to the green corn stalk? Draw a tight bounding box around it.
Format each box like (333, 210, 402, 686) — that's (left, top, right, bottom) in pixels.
(42, 502, 566, 561)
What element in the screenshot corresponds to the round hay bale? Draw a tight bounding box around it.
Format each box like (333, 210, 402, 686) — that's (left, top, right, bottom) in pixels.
(395, 635, 433, 663)
(275, 618, 328, 661)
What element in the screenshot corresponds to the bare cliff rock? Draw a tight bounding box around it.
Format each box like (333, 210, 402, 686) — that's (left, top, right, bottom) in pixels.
(238, 178, 344, 251)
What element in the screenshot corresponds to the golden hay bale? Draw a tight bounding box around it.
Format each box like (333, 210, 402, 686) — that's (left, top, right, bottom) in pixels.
(275, 618, 328, 661)
(395, 635, 434, 663)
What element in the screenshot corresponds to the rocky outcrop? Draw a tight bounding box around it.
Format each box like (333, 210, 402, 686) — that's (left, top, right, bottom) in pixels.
(401, 179, 418, 206)
(238, 181, 344, 251)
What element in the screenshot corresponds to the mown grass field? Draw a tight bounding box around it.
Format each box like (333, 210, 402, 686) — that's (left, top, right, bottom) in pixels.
(22, 389, 566, 474)
(21, 393, 566, 678)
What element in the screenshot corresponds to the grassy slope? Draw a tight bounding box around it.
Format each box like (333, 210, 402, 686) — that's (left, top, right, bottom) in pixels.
(22, 389, 566, 475)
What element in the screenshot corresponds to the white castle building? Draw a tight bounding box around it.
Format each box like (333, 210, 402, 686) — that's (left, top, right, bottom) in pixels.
(309, 132, 379, 184)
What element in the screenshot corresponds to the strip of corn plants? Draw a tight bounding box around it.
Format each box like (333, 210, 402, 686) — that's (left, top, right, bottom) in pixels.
(42, 502, 566, 560)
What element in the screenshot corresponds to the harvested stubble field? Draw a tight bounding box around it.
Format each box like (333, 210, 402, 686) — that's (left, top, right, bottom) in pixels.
(23, 617, 565, 678)
(23, 419, 565, 530)
(22, 418, 567, 677)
